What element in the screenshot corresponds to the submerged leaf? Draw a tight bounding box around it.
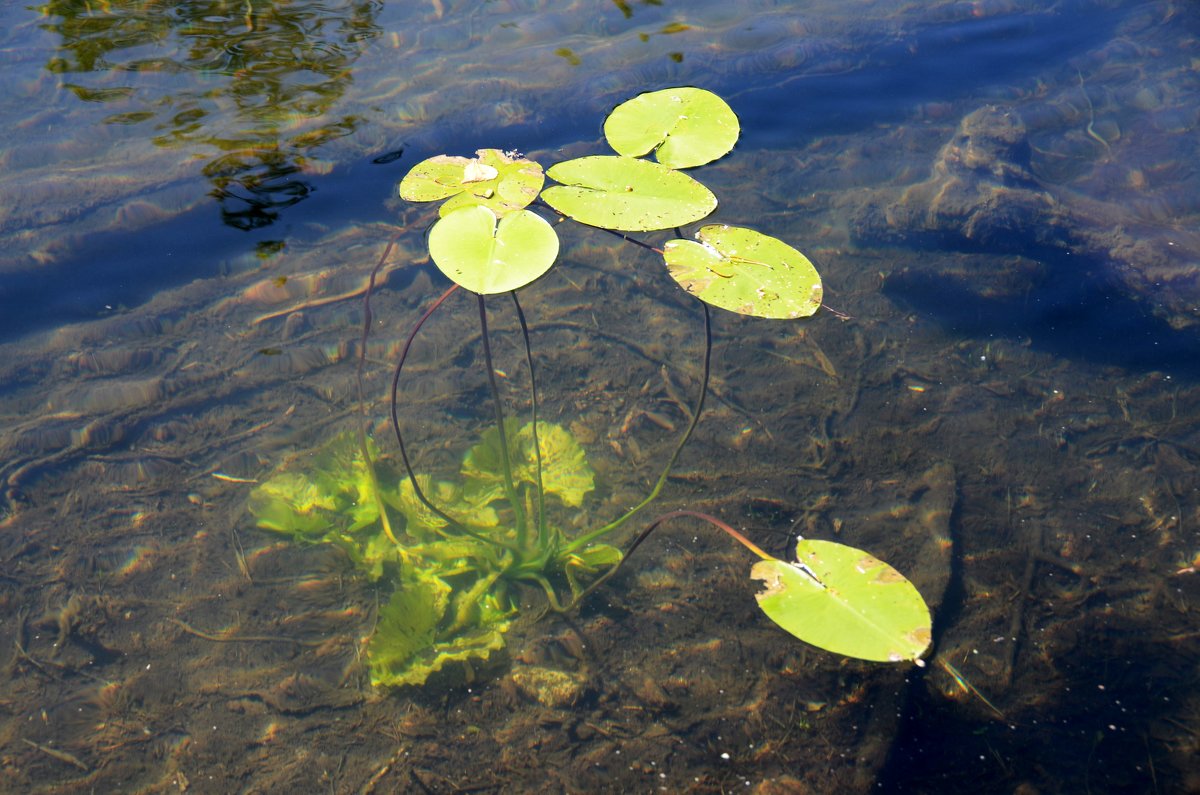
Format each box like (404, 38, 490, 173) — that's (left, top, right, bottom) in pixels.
(368, 568, 512, 688)
(461, 421, 595, 507)
(663, 225, 822, 319)
(519, 422, 595, 507)
(563, 542, 623, 595)
(393, 474, 499, 542)
(428, 206, 559, 294)
(247, 472, 334, 536)
(604, 86, 740, 168)
(248, 432, 385, 538)
(750, 538, 931, 663)
(368, 569, 443, 685)
(542, 155, 717, 231)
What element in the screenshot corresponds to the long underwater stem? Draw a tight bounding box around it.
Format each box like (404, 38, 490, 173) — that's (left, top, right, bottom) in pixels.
(356, 236, 399, 545)
(554, 509, 771, 611)
(562, 302, 712, 554)
(477, 294, 529, 545)
(511, 291, 547, 543)
(390, 285, 519, 552)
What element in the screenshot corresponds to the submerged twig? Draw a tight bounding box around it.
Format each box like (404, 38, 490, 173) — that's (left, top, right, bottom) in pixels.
(21, 738, 90, 772)
(168, 618, 325, 647)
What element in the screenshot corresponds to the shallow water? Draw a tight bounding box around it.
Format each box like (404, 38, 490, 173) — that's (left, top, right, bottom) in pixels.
(2, 1, 1199, 793)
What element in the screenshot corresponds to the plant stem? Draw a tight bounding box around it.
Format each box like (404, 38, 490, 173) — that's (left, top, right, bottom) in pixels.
(357, 236, 399, 545)
(553, 509, 771, 612)
(635, 510, 773, 560)
(390, 286, 519, 552)
(477, 294, 528, 544)
(562, 302, 712, 554)
(510, 291, 547, 542)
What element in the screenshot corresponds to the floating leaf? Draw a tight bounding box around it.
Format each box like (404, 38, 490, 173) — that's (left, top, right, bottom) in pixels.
(604, 87, 740, 168)
(662, 224, 822, 318)
(750, 538, 931, 663)
(398, 148, 544, 217)
(428, 206, 559, 294)
(542, 156, 717, 232)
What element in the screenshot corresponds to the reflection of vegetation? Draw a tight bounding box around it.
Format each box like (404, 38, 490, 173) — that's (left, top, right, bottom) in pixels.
(610, 0, 664, 18)
(38, 0, 380, 228)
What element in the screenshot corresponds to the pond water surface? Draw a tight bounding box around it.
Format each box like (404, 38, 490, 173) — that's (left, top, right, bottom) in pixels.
(2, 1, 1199, 793)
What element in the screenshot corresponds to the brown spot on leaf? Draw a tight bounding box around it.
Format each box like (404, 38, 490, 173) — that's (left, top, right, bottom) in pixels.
(750, 566, 786, 601)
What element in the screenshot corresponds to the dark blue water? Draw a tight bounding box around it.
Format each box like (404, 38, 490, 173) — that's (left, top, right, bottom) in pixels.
(2, 0, 1135, 347)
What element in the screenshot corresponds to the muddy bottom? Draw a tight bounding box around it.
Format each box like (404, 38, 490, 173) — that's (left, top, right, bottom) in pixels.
(0, 193, 1197, 793)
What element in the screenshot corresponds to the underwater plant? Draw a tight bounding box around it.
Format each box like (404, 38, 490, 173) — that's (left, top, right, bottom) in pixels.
(250, 88, 932, 687)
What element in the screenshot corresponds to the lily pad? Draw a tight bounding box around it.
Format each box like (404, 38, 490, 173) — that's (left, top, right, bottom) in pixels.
(398, 148, 544, 217)
(750, 538, 931, 663)
(662, 224, 822, 318)
(428, 206, 559, 294)
(542, 156, 717, 232)
(604, 86, 740, 169)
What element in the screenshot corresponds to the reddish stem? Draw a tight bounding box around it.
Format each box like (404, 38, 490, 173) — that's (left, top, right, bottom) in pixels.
(633, 509, 773, 561)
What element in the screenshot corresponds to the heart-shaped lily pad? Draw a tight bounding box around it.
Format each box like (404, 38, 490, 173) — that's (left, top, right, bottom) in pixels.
(398, 149, 544, 217)
(662, 224, 822, 318)
(604, 86, 740, 169)
(428, 206, 559, 294)
(542, 155, 717, 232)
(751, 538, 932, 663)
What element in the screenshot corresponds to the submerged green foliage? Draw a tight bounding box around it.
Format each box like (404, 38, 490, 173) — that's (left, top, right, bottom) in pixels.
(249, 424, 598, 687)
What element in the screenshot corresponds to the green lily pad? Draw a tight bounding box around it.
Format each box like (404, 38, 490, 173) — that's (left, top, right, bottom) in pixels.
(428, 206, 559, 294)
(398, 148, 544, 217)
(542, 156, 717, 232)
(604, 87, 740, 169)
(750, 538, 931, 663)
(662, 224, 822, 318)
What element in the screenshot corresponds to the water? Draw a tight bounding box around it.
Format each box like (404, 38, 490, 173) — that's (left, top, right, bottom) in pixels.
(1, 1, 1198, 792)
